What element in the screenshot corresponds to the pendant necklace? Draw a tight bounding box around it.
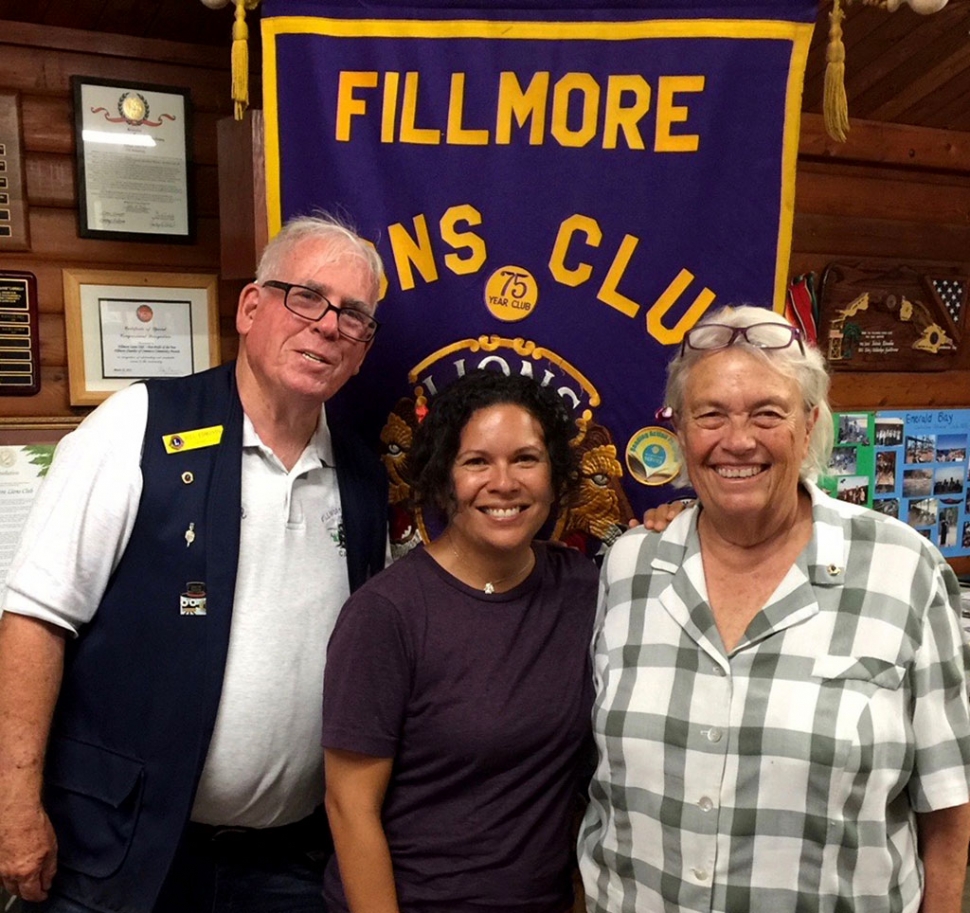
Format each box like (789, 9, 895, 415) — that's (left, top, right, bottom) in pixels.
(448, 536, 534, 594)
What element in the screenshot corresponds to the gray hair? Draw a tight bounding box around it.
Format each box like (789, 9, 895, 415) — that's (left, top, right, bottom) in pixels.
(255, 213, 384, 301)
(664, 304, 833, 486)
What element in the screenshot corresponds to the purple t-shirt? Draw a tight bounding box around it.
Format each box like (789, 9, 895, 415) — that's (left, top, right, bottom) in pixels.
(321, 543, 598, 913)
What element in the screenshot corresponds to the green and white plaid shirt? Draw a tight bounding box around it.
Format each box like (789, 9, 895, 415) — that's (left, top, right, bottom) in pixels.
(580, 481, 970, 913)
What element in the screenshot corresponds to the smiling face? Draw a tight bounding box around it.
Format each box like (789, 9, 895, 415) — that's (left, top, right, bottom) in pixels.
(447, 403, 555, 559)
(236, 235, 378, 408)
(676, 348, 817, 525)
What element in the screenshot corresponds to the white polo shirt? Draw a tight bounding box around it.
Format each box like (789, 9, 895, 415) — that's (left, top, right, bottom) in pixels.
(1, 382, 353, 827)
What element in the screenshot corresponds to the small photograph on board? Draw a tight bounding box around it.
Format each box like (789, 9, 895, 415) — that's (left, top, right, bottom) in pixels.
(836, 475, 869, 506)
(827, 446, 857, 476)
(934, 466, 964, 496)
(837, 413, 870, 446)
(875, 451, 896, 494)
(935, 434, 967, 463)
(904, 434, 935, 465)
(902, 468, 933, 498)
(874, 417, 903, 447)
(963, 521, 970, 548)
(907, 497, 938, 528)
(873, 498, 899, 519)
(939, 507, 959, 548)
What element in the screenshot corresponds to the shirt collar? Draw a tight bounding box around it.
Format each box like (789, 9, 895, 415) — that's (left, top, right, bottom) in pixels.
(649, 480, 846, 589)
(802, 479, 848, 587)
(241, 405, 335, 468)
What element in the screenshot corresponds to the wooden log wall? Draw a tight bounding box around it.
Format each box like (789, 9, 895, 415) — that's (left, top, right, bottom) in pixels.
(795, 114, 970, 574)
(794, 112, 970, 410)
(0, 21, 243, 421)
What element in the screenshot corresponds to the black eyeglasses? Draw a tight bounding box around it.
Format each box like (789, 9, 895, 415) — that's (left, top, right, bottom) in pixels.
(261, 280, 380, 343)
(680, 322, 804, 356)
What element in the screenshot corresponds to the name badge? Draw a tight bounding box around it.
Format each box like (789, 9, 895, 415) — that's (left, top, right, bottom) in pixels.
(162, 425, 224, 455)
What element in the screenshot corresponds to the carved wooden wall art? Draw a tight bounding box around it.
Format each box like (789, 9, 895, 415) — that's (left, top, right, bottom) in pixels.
(818, 262, 966, 372)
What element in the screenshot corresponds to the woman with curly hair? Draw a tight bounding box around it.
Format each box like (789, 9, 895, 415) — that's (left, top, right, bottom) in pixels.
(321, 369, 597, 913)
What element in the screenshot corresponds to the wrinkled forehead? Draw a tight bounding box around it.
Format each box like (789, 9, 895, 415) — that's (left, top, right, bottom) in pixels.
(683, 346, 801, 402)
(280, 238, 379, 299)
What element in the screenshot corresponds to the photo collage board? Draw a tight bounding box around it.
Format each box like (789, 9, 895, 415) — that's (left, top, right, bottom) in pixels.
(819, 409, 970, 558)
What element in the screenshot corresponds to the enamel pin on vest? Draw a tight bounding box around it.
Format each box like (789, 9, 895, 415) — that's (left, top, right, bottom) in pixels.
(180, 581, 207, 615)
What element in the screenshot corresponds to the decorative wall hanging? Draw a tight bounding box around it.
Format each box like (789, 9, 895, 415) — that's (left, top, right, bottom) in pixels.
(0, 270, 39, 396)
(822, 0, 950, 142)
(818, 261, 966, 371)
(261, 0, 816, 543)
(0, 92, 30, 252)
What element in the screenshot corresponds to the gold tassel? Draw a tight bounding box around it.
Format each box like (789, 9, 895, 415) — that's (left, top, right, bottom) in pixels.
(824, 0, 850, 142)
(231, 0, 249, 121)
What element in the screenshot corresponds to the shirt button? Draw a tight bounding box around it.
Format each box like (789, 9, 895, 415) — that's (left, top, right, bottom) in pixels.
(698, 796, 714, 812)
(692, 867, 708, 881)
(712, 665, 726, 677)
(706, 727, 723, 743)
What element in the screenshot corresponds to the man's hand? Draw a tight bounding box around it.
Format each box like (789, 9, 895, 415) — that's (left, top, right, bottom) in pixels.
(633, 499, 693, 531)
(0, 801, 57, 901)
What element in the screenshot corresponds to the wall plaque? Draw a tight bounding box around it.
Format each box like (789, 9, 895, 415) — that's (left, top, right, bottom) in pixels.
(0, 92, 30, 252)
(72, 77, 194, 243)
(0, 270, 40, 396)
(818, 262, 967, 372)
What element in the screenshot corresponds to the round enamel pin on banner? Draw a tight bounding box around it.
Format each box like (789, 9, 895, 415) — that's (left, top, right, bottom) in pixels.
(625, 426, 681, 486)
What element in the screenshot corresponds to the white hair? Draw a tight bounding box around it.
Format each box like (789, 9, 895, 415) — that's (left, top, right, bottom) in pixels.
(664, 304, 833, 486)
(255, 213, 384, 300)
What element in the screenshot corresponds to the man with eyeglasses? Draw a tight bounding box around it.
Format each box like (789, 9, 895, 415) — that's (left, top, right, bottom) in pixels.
(0, 215, 389, 913)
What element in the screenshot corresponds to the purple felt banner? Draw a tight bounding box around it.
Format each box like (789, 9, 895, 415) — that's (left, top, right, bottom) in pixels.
(262, 1, 817, 556)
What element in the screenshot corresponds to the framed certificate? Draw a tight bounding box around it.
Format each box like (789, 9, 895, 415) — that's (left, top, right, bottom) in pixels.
(72, 77, 194, 242)
(0, 419, 78, 587)
(62, 269, 220, 406)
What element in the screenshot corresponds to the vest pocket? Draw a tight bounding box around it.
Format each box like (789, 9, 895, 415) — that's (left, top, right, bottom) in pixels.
(44, 735, 145, 878)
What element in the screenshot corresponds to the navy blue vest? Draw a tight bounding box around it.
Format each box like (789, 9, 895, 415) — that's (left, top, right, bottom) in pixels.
(43, 363, 387, 912)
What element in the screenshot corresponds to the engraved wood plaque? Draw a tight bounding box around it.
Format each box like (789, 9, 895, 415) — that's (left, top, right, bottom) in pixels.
(0, 92, 30, 252)
(0, 270, 40, 396)
(818, 262, 967, 372)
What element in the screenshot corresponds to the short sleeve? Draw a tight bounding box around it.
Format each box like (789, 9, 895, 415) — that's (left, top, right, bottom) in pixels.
(322, 589, 413, 758)
(0, 384, 146, 634)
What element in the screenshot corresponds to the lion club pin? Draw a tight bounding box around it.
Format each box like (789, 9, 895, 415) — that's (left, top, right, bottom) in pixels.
(180, 581, 207, 616)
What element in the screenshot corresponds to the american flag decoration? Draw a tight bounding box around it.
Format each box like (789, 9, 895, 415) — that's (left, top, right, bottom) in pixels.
(932, 278, 965, 325)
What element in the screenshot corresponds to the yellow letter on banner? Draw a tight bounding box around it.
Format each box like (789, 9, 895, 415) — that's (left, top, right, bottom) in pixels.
(441, 205, 488, 275)
(646, 269, 716, 344)
(655, 75, 705, 152)
(551, 74, 600, 148)
(597, 234, 641, 317)
(549, 214, 602, 287)
(381, 72, 400, 143)
(400, 72, 441, 145)
(603, 75, 651, 150)
(389, 215, 439, 291)
(447, 74, 490, 145)
(335, 71, 378, 142)
(496, 72, 549, 145)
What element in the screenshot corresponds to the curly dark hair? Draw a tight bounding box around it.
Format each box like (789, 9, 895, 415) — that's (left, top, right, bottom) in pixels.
(408, 370, 580, 516)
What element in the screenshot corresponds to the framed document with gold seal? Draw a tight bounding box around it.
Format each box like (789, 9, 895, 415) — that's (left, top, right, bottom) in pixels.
(71, 77, 194, 243)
